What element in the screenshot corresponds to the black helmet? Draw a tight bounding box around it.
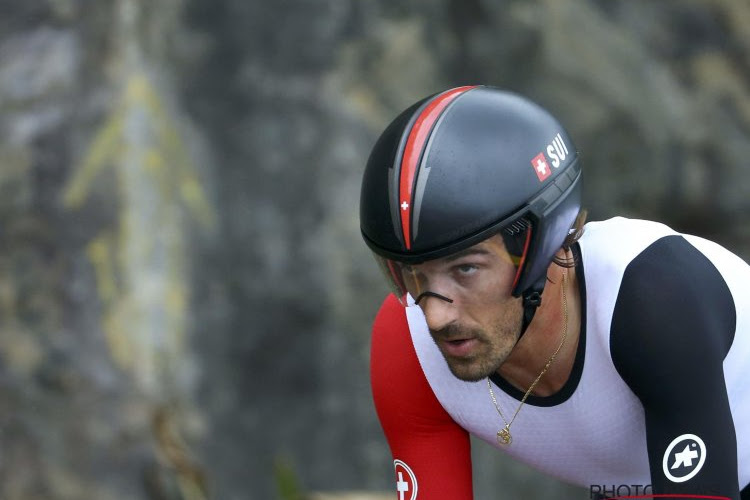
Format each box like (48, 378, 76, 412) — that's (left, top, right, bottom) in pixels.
(360, 86, 582, 309)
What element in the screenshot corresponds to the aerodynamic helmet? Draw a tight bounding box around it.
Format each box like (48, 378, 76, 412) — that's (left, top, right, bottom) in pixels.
(360, 85, 582, 309)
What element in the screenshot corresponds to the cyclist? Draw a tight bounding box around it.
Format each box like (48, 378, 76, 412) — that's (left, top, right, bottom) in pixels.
(360, 85, 750, 499)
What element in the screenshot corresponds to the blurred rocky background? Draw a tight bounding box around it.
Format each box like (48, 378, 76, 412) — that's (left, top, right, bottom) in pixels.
(0, 0, 749, 499)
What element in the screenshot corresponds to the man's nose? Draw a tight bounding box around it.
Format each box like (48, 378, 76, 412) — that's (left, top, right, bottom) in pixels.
(419, 293, 458, 332)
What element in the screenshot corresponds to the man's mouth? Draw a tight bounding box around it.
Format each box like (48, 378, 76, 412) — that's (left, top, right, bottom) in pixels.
(440, 337, 479, 358)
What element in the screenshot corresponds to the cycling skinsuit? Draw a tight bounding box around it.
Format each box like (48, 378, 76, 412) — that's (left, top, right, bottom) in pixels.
(371, 217, 750, 499)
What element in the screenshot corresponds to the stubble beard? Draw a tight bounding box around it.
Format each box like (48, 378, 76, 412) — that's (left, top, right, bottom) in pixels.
(434, 311, 523, 382)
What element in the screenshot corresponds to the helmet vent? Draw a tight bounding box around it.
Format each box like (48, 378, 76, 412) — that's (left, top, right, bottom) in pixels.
(502, 218, 531, 236)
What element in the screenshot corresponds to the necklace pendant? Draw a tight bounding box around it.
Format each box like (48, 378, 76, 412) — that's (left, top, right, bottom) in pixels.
(497, 426, 512, 445)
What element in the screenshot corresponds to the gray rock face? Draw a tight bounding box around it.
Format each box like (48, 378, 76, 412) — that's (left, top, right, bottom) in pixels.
(1, 0, 749, 499)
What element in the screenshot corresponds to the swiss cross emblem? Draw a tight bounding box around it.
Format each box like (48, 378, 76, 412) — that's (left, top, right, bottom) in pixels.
(531, 153, 551, 182)
(393, 459, 418, 500)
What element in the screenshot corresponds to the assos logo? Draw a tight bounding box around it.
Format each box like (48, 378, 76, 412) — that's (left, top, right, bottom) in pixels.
(662, 433, 707, 483)
(530, 133, 569, 182)
(393, 459, 418, 500)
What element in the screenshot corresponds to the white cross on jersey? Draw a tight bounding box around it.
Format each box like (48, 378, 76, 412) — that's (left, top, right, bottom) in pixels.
(401, 201, 409, 211)
(396, 471, 410, 500)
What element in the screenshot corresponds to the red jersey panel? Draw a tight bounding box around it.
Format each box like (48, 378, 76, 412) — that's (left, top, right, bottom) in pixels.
(370, 294, 474, 499)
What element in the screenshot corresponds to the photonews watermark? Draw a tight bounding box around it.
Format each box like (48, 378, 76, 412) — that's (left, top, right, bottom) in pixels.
(589, 484, 652, 498)
(589, 483, 730, 500)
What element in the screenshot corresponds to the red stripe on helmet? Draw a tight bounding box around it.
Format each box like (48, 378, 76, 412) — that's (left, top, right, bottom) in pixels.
(399, 86, 476, 249)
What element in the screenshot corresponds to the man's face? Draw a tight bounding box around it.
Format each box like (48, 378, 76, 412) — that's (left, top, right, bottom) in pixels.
(400, 236, 523, 381)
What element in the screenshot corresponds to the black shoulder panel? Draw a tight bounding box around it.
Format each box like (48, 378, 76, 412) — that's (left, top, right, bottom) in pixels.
(610, 235, 738, 498)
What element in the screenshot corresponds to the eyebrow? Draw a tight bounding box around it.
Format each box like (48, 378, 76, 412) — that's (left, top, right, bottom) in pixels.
(442, 247, 491, 262)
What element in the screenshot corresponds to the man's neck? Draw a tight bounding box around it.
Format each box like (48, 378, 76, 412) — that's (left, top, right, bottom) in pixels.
(496, 264, 582, 397)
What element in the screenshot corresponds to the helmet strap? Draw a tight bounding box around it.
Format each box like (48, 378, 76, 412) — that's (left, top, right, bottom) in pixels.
(518, 281, 544, 339)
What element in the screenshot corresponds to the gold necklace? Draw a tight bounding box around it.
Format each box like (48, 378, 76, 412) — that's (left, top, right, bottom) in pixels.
(487, 270, 569, 445)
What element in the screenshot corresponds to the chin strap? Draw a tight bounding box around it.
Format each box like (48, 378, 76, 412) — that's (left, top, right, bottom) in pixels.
(518, 280, 545, 339)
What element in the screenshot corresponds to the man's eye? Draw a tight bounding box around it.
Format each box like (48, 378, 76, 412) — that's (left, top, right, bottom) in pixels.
(456, 264, 477, 274)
